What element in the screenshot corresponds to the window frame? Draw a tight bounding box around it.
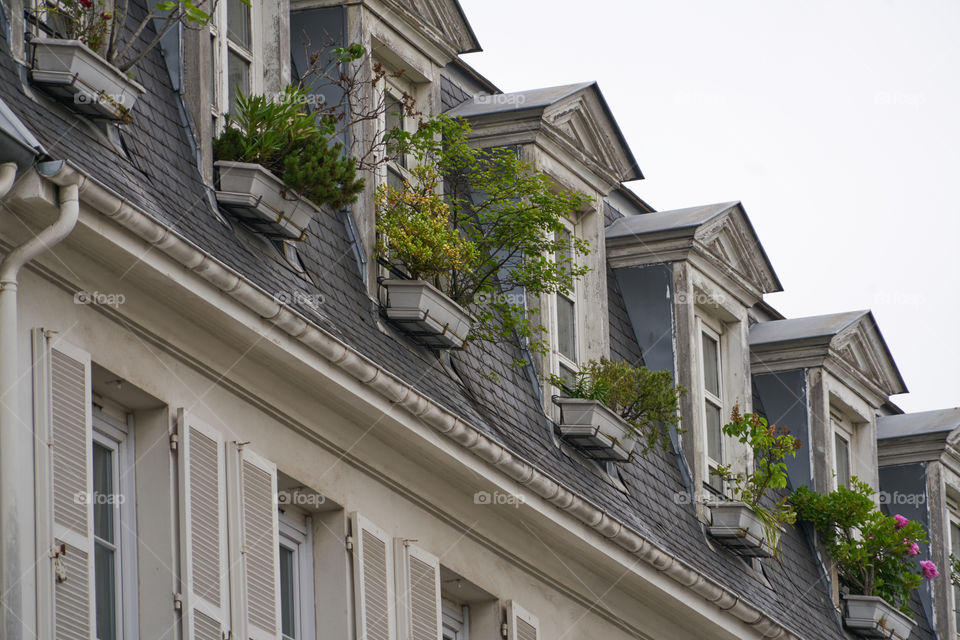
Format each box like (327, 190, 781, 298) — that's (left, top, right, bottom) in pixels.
(948, 507, 960, 638)
(278, 511, 316, 640)
(697, 316, 725, 493)
(211, 0, 262, 129)
(91, 409, 138, 640)
(441, 598, 470, 640)
(549, 221, 580, 393)
(831, 412, 855, 490)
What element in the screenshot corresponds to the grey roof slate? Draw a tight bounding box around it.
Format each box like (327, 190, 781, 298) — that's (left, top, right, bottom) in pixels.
(447, 81, 594, 117)
(749, 310, 869, 346)
(877, 407, 960, 440)
(0, 18, 922, 639)
(604, 201, 740, 239)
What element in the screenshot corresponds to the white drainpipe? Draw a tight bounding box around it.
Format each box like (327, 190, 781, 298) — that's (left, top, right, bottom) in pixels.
(0, 161, 80, 640)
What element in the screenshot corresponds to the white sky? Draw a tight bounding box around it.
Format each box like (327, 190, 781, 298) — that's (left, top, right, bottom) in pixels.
(459, 0, 960, 414)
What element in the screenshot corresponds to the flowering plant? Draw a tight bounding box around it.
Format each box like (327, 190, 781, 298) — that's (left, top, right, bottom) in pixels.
(712, 406, 801, 550)
(790, 478, 936, 613)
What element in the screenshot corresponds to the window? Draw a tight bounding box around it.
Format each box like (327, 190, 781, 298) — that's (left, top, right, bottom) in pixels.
(92, 411, 136, 640)
(212, 0, 258, 126)
(950, 514, 960, 636)
(279, 512, 316, 640)
(385, 91, 407, 169)
(442, 599, 469, 640)
(832, 414, 854, 489)
(552, 227, 578, 388)
(699, 321, 724, 492)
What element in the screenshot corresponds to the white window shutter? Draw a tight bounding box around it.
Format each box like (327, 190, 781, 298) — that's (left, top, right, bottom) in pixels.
(177, 409, 231, 640)
(395, 541, 441, 640)
(44, 337, 95, 640)
(507, 601, 539, 640)
(351, 513, 395, 640)
(229, 444, 281, 640)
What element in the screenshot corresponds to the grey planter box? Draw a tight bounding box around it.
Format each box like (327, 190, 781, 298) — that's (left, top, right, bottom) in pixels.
(215, 161, 319, 240)
(29, 38, 145, 121)
(707, 501, 780, 558)
(553, 398, 636, 462)
(842, 594, 915, 639)
(382, 280, 472, 349)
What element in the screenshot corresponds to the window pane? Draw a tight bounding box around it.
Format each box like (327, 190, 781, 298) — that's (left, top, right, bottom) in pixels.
(701, 332, 719, 397)
(95, 542, 117, 640)
(835, 433, 851, 489)
(705, 401, 722, 462)
(556, 294, 576, 361)
(93, 443, 114, 543)
(558, 363, 577, 394)
(555, 229, 572, 264)
(384, 93, 405, 168)
(227, 0, 251, 49)
(280, 546, 296, 639)
(387, 166, 404, 191)
(227, 51, 250, 113)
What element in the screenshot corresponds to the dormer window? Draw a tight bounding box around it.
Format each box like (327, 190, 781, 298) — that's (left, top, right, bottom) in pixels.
(699, 320, 725, 492)
(212, 0, 258, 124)
(832, 413, 853, 489)
(552, 227, 578, 387)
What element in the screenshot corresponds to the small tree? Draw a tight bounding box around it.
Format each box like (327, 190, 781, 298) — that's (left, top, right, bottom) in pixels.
(553, 358, 683, 454)
(712, 406, 800, 550)
(790, 478, 935, 613)
(377, 114, 593, 357)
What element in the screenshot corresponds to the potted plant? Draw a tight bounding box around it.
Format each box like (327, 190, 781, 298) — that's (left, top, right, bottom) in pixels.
(790, 479, 938, 639)
(29, 0, 222, 120)
(376, 114, 592, 356)
(707, 407, 800, 557)
(550, 359, 682, 460)
(212, 85, 364, 240)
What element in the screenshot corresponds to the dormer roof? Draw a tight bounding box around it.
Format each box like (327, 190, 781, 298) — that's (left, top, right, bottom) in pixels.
(448, 81, 642, 188)
(380, 0, 481, 55)
(878, 407, 960, 440)
(605, 201, 782, 303)
(750, 310, 908, 400)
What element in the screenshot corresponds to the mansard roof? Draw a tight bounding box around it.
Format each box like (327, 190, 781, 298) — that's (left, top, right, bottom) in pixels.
(750, 310, 908, 399)
(449, 81, 642, 187)
(605, 201, 782, 301)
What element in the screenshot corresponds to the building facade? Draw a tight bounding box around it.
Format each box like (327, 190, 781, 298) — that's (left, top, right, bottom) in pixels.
(0, 1, 954, 639)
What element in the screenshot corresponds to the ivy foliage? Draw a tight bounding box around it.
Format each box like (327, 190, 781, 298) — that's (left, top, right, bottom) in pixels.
(790, 478, 930, 612)
(712, 406, 800, 550)
(552, 358, 683, 454)
(376, 114, 593, 356)
(213, 85, 364, 211)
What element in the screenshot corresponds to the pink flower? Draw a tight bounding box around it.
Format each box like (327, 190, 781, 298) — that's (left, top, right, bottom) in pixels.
(904, 539, 919, 555)
(894, 514, 909, 529)
(920, 560, 939, 579)
(80, 0, 92, 7)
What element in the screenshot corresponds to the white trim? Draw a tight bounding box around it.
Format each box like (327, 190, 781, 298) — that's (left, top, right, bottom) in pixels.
(697, 318, 724, 491)
(831, 413, 854, 490)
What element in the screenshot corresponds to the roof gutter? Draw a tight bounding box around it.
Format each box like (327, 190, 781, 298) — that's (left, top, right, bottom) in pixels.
(38, 160, 801, 640)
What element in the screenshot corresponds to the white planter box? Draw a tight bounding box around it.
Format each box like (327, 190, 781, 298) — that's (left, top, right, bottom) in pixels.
(553, 398, 637, 462)
(843, 594, 915, 639)
(707, 501, 780, 558)
(29, 38, 145, 121)
(382, 280, 473, 349)
(215, 161, 320, 240)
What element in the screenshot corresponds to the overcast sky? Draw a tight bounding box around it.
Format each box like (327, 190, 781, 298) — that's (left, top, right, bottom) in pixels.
(459, 0, 959, 414)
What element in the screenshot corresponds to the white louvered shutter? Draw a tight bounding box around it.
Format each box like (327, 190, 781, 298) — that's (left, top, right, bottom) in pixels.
(508, 601, 539, 640)
(46, 338, 95, 640)
(352, 513, 395, 640)
(177, 409, 231, 640)
(232, 444, 281, 640)
(395, 542, 441, 640)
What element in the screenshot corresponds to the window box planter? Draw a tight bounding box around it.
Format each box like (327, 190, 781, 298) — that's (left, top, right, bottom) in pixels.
(706, 501, 780, 558)
(382, 279, 472, 349)
(29, 38, 145, 121)
(214, 161, 318, 241)
(553, 398, 636, 462)
(842, 595, 915, 639)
